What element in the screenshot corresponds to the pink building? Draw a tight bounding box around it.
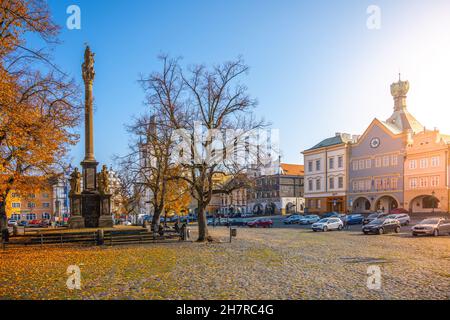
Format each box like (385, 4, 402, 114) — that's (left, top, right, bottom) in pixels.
(404, 129, 450, 213)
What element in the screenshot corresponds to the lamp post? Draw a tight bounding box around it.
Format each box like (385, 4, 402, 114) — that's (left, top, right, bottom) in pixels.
(432, 190, 436, 214)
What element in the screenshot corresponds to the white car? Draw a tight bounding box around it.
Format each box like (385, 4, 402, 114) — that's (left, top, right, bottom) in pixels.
(386, 214, 410, 226)
(312, 218, 344, 232)
(299, 215, 320, 225)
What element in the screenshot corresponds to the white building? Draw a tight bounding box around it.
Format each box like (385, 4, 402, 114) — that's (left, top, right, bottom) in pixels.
(303, 133, 357, 214)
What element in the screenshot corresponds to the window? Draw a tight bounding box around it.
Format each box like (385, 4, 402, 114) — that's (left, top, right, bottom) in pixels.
(338, 156, 343, 168)
(431, 176, 440, 187)
(43, 203, 50, 208)
(26, 213, 36, 220)
(358, 180, 364, 191)
(391, 178, 398, 190)
(338, 177, 344, 189)
(419, 159, 428, 169)
(391, 155, 398, 166)
(42, 213, 50, 220)
(358, 160, 364, 170)
(375, 157, 382, 168)
(383, 156, 390, 167)
(308, 161, 313, 172)
(316, 179, 321, 191)
(329, 157, 334, 170)
(28, 202, 36, 208)
(11, 203, 21, 208)
(431, 156, 440, 167)
(409, 160, 417, 169)
(365, 180, 371, 191)
(375, 179, 382, 190)
(352, 181, 358, 191)
(42, 193, 49, 198)
(365, 159, 372, 169)
(315, 160, 321, 171)
(419, 177, 428, 188)
(410, 178, 417, 189)
(316, 199, 321, 209)
(308, 180, 313, 191)
(329, 177, 335, 190)
(352, 161, 358, 171)
(11, 214, 20, 220)
(11, 193, 20, 198)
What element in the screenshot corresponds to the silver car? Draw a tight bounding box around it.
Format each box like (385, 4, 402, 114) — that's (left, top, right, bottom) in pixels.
(412, 218, 450, 237)
(386, 214, 410, 226)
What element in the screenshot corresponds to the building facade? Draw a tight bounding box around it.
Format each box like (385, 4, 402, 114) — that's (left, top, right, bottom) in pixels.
(404, 129, 450, 213)
(7, 188, 53, 221)
(247, 163, 304, 215)
(348, 78, 423, 213)
(303, 133, 355, 214)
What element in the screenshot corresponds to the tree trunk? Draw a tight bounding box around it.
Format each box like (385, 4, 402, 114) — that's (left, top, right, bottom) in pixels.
(0, 200, 8, 241)
(151, 208, 162, 233)
(197, 202, 209, 242)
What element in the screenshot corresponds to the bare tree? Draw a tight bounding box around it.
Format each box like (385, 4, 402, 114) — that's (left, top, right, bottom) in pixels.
(140, 55, 269, 242)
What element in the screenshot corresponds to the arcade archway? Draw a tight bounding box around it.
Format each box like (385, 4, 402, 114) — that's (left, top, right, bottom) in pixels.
(352, 197, 371, 213)
(409, 195, 440, 213)
(375, 195, 399, 213)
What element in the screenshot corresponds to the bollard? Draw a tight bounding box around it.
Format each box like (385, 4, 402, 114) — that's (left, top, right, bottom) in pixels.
(229, 227, 237, 243)
(97, 229, 104, 246)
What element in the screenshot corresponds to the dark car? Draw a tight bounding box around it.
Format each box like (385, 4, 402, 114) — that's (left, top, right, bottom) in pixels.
(226, 218, 247, 227)
(18, 220, 28, 227)
(362, 218, 401, 235)
(322, 212, 339, 219)
(363, 212, 389, 225)
(346, 214, 364, 225)
(247, 218, 273, 228)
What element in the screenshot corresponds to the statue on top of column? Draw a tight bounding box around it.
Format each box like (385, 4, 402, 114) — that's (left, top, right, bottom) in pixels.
(82, 45, 95, 83)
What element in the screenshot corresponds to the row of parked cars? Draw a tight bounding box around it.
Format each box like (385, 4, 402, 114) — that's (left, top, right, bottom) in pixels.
(207, 217, 274, 228)
(7, 219, 50, 228)
(283, 211, 450, 237)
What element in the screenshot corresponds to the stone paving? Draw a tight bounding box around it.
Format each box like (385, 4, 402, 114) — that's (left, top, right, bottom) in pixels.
(0, 227, 449, 300)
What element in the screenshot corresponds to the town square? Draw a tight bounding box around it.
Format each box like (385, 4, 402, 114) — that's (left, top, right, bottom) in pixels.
(1, 0, 450, 304)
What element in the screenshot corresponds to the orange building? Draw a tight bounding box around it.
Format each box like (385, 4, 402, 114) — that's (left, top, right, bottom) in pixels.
(404, 129, 450, 213)
(7, 188, 54, 221)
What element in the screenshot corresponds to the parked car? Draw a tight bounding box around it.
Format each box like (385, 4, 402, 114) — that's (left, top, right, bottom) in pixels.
(312, 218, 343, 232)
(299, 215, 320, 225)
(7, 219, 18, 227)
(18, 220, 28, 227)
(28, 220, 44, 228)
(247, 218, 273, 228)
(362, 218, 401, 235)
(363, 212, 389, 225)
(283, 215, 302, 225)
(226, 218, 247, 227)
(346, 214, 364, 225)
(386, 213, 410, 226)
(412, 218, 450, 237)
(322, 212, 339, 219)
(390, 208, 409, 214)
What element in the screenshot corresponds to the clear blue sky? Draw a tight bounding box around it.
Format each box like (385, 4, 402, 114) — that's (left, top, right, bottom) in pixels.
(39, 0, 450, 167)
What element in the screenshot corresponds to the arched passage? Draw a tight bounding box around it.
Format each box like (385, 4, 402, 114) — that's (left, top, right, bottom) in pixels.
(375, 195, 399, 213)
(409, 195, 440, 213)
(352, 197, 371, 213)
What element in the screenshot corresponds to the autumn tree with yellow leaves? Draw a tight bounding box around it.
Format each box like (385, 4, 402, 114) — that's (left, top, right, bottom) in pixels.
(0, 0, 82, 237)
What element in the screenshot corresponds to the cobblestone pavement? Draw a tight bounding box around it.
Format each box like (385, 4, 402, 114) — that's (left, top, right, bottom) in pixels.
(0, 227, 449, 300)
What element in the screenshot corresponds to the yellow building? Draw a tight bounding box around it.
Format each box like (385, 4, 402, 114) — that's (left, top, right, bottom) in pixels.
(6, 188, 53, 221)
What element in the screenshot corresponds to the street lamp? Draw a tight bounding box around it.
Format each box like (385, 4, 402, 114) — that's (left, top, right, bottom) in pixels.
(431, 190, 436, 214)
